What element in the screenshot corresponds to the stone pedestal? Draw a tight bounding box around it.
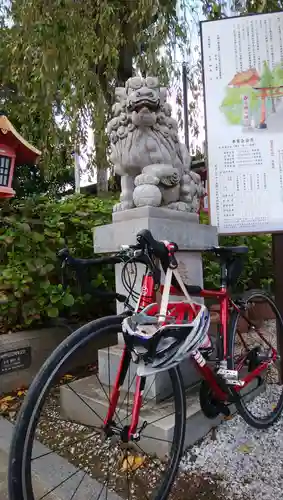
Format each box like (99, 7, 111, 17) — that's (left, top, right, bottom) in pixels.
(93, 207, 218, 401)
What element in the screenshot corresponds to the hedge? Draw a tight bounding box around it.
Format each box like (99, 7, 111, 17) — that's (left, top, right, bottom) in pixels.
(0, 194, 116, 333)
(0, 196, 273, 333)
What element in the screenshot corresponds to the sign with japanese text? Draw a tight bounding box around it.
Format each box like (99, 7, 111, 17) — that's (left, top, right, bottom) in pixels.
(0, 347, 31, 375)
(201, 13, 283, 234)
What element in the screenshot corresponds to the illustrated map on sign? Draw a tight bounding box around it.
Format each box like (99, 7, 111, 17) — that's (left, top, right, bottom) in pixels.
(221, 63, 283, 131)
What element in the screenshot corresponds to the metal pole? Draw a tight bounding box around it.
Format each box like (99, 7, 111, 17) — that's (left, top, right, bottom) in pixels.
(182, 61, 189, 152)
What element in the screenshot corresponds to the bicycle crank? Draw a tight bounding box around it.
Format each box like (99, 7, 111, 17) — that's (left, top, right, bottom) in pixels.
(199, 380, 231, 419)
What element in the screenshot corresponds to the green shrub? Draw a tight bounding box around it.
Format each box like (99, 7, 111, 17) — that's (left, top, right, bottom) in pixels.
(0, 199, 274, 333)
(0, 194, 116, 333)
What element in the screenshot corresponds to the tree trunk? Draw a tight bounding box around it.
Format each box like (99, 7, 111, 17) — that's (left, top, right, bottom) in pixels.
(94, 126, 108, 194)
(97, 165, 108, 193)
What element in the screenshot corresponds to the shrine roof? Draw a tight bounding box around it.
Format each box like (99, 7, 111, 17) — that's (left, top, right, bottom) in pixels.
(228, 69, 260, 87)
(0, 113, 41, 165)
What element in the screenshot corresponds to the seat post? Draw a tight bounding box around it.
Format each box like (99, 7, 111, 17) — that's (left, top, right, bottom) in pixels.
(220, 258, 227, 289)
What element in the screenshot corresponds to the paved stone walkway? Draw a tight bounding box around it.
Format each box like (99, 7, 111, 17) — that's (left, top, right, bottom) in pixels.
(0, 449, 8, 500)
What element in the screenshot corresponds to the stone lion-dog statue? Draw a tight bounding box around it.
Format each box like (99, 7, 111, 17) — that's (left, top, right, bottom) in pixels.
(107, 76, 205, 213)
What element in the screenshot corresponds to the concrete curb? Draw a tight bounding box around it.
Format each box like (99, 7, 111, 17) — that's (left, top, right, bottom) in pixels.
(0, 417, 122, 500)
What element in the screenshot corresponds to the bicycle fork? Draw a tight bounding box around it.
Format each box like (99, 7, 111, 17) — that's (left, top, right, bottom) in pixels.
(103, 345, 146, 441)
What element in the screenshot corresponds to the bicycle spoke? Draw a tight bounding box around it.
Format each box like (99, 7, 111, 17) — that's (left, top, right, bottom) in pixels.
(139, 434, 172, 443)
(133, 442, 166, 479)
(116, 372, 136, 421)
(147, 410, 176, 427)
(95, 481, 106, 500)
(38, 462, 88, 500)
(105, 439, 111, 500)
(107, 347, 111, 400)
(69, 471, 87, 500)
(93, 373, 124, 428)
(141, 378, 156, 403)
(32, 432, 97, 461)
(126, 452, 131, 500)
(66, 383, 104, 424)
(40, 412, 99, 429)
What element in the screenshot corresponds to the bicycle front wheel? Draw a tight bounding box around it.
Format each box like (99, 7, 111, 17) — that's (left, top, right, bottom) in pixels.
(8, 315, 186, 500)
(228, 289, 283, 429)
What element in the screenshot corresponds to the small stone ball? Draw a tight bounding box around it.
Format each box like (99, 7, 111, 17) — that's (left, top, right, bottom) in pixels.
(133, 184, 162, 207)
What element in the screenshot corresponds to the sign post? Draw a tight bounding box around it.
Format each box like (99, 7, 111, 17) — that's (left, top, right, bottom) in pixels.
(272, 233, 283, 380)
(201, 12, 283, 377)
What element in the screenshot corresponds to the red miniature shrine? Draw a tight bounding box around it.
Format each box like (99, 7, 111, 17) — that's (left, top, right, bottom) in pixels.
(0, 113, 41, 198)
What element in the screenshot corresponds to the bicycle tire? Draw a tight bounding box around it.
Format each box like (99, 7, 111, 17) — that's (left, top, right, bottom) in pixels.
(228, 289, 283, 429)
(8, 315, 186, 500)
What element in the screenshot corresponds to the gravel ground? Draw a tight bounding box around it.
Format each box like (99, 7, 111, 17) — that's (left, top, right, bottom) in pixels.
(3, 318, 282, 500)
(182, 387, 283, 500)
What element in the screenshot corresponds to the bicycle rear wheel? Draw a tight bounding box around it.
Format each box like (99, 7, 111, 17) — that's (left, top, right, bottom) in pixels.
(8, 315, 186, 500)
(228, 289, 283, 429)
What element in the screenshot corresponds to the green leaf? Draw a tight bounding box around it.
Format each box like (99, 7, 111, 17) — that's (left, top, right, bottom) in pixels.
(62, 293, 75, 307)
(39, 280, 50, 290)
(47, 306, 59, 318)
(51, 294, 61, 304)
(45, 263, 55, 273)
(33, 232, 45, 242)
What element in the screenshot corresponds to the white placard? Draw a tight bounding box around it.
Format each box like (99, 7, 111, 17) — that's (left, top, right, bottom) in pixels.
(201, 12, 283, 234)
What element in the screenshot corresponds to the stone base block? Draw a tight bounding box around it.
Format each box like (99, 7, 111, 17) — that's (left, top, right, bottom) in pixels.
(0, 326, 117, 394)
(60, 375, 218, 458)
(98, 345, 200, 402)
(60, 375, 263, 460)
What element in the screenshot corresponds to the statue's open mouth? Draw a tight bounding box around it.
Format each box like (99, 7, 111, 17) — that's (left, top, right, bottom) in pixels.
(128, 99, 160, 113)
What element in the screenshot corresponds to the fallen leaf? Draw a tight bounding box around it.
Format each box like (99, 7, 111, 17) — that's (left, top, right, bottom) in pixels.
(237, 442, 254, 454)
(0, 402, 9, 413)
(223, 414, 233, 421)
(0, 395, 15, 403)
(121, 455, 145, 472)
(17, 390, 27, 397)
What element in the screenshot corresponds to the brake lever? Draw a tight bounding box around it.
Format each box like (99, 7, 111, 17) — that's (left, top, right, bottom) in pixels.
(60, 259, 68, 290)
(167, 242, 178, 269)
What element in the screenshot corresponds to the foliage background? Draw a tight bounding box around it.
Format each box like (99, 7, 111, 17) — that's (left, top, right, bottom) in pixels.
(0, 195, 116, 333)
(0, 0, 202, 195)
(0, 1, 277, 332)
(0, 195, 273, 334)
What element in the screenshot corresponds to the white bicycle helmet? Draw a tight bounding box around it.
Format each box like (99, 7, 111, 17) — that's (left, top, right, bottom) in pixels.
(122, 303, 211, 376)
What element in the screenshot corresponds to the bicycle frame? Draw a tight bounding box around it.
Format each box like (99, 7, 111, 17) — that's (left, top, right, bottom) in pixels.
(104, 262, 276, 440)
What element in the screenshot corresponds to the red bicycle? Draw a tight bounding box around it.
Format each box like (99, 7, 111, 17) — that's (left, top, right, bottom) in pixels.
(9, 229, 283, 500)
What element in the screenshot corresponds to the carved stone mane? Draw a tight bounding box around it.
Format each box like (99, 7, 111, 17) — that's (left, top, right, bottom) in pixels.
(107, 76, 204, 212)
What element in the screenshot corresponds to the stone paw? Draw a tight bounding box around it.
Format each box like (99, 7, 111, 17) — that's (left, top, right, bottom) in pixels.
(133, 184, 162, 207)
(134, 174, 160, 186)
(113, 201, 134, 212)
(166, 201, 190, 212)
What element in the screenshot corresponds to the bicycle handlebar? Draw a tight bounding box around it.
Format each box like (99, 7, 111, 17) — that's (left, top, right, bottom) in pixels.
(57, 248, 123, 267)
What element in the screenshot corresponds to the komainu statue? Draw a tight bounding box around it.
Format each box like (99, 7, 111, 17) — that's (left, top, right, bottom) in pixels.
(107, 76, 205, 213)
